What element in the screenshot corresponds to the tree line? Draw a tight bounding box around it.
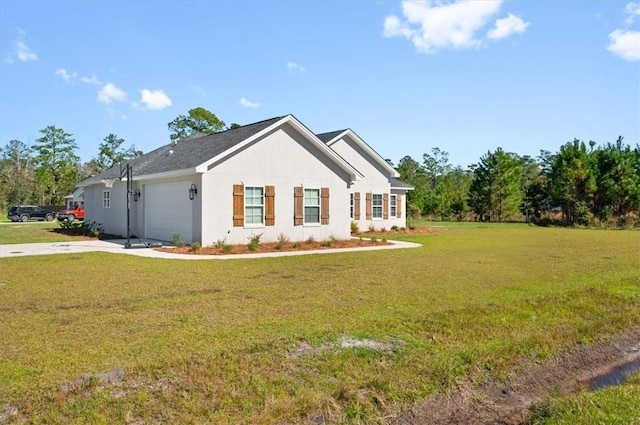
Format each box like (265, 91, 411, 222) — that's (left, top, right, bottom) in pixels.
(2, 106, 638, 227)
(0, 108, 234, 210)
(396, 137, 640, 226)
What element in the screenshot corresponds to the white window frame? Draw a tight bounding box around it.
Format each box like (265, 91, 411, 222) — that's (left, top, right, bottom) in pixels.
(390, 194, 397, 218)
(372, 193, 383, 219)
(304, 188, 321, 225)
(244, 186, 264, 227)
(103, 190, 111, 209)
(349, 193, 354, 219)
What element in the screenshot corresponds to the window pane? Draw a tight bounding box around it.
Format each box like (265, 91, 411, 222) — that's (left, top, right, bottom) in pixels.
(305, 206, 320, 223)
(245, 187, 263, 205)
(373, 193, 382, 218)
(350, 193, 354, 219)
(390, 195, 397, 217)
(304, 188, 319, 206)
(245, 206, 263, 224)
(245, 186, 264, 224)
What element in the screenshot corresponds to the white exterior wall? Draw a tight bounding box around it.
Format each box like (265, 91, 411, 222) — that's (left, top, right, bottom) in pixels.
(330, 135, 408, 231)
(201, 125, 353, 245)
(84, 182, 129, 238)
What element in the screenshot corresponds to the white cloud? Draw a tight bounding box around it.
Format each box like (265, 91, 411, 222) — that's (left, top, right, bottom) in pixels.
(97, 82, 127, 104)
(607, 29, 640, 61)
(16, 41, 37, 62)
(607, 3, 640, 62)
(239, 97, 261, 108)
(55, 68, 77, 82)
(488, 13, 529, 40)
(287, 61, 306, 72)
(55, 69, 102, 85)
(81, 74, 101, 85)
(137, 89, 172, 110)
(383, 0, 505, 53)
(6, 30, 37, 63)
(625, 2, 640, 25)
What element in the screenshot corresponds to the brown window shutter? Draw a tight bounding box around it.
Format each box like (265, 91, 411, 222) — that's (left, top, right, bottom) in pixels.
(365, 192, 372, 220)
(294, 186, 303, 226)
(397, 194, 402, 218)
(354, 192, 361, 220)
(383, 193, 389, 219)
(265, 185, 275, 226)
(233, 184, 244, 227)
(321, 187, 330, 225)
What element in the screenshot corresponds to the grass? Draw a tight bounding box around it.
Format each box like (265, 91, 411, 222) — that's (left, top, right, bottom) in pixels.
(0, 220, 86, 244)
(529, 372, 640, 424)
(0, 223, 639, 423)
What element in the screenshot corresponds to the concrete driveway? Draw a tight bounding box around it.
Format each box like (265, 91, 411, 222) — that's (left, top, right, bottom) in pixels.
(0, 239, 421, 260)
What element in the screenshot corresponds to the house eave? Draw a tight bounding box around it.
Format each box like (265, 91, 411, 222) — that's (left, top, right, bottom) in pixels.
(195, 115, 363, 182)
(325, 130, 400, 178)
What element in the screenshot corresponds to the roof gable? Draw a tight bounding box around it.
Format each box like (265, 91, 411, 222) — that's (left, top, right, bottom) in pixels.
(80, 115, 362, 186)
(317, 129, 400, 178)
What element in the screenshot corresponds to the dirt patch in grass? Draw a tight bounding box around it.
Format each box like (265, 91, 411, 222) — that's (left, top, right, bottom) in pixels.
(395, 325, 640, 425)
(156, 237, 392, 256)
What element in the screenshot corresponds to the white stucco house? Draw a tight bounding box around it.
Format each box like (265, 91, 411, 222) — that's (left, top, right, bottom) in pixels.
(78, 115, 412, 245)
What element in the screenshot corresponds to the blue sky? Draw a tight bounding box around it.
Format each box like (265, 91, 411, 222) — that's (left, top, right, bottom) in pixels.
(1, 1, 638, 169)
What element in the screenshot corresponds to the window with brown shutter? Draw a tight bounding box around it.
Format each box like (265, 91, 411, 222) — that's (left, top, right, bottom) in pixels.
(397, 194, 402, 218)
(294, 186, 303, 226)
(366, 192, 372, 220)
(265, 185, 275, 226)
(321, 187, 329, 224)
(383, 193, 389, 219)
(354, 192, 361, 220)
(233, 184, 244, 227)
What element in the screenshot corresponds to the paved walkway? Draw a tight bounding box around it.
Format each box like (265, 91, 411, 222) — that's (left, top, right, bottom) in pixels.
(0, 239, 422, 260)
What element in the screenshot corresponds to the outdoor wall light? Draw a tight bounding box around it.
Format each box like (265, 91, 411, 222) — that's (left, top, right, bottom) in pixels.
(189, 183, 198, 200)
(133, 188, 141, 202)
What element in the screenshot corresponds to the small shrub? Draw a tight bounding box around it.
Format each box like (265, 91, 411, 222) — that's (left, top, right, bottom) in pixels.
(292, 241, 301, 248)
(350, 221, 359, 234)
(380, 227, 387, 233)
(221, 244, 233, 254)
(277, 233, 289, 244)
(58, 220, 103, 238)
(274, 241, 283, 250)
(214, 238, 226, 248)
(368, 223, 376, 232)
(391, 225, 399, 231)
(190, 242, 201, 252)
(320, 239, 333, 247)
(172, 234, 185, 248)
(370, 236, 378, 244)
(247, 233, 262, 251)
(306, 235, 315, 244)
(408, 223, 416, 230)
(400, 227, 406, 231)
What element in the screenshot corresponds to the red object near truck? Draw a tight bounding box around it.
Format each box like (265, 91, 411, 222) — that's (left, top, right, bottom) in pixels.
(56, 204, 85, 222)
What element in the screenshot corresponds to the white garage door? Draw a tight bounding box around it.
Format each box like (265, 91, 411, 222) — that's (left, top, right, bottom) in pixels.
(145, 182, 193, 243)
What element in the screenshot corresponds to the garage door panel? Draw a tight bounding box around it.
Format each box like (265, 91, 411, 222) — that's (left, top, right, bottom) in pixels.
(145, 182, 192, 243)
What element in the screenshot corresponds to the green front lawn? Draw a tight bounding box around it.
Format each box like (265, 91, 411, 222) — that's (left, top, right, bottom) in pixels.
(0, 224, 638, 423)
(0, 220, 84, 244)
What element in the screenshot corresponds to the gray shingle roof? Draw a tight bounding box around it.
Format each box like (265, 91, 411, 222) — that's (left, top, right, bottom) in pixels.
(390, 177, 414, 189)
(316, 130, 347, 144)
(81, 116, 284, 185)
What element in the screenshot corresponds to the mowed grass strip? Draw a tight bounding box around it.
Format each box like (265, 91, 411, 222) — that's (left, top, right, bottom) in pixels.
(0, 224, 638, 423)
(0, 220, 82, 244)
